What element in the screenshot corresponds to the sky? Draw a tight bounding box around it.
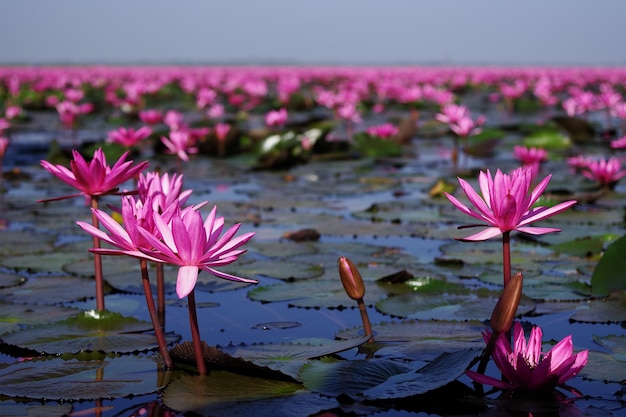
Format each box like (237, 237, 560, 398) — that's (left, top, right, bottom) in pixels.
(1, 0, 625, 67)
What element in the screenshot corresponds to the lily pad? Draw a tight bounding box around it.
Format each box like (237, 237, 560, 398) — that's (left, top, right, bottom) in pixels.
(522, 130, 571, 150)
(0, 252, 91, 274)
(300, 357, 411, 396)
(0, 271, 25, 289)
(0, 401, 72, 417)
(0, 231, 56, 257)
(0, 302, 79, 336)
(0, 276, 100, 304)
(580, 350, 626, 383)
(220, 336, 371, 380)
(1, 310, 180, 354)
(361, 348, 481, 400)
(570, 296, 626, 323)
(248, 279, 390, 308)
(0, 356, 162, 400)
(162, 372, 302, 412)
(375, 288, 535, 321)
(591, 233, 626, 297)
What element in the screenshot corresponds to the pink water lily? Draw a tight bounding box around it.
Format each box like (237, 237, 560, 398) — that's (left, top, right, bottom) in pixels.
(161, 131, 198, 162)
(107, 126, 153, 148)
(467, 322, 588, 391)
(445, 167, 577, 241)
(137, 206, 256, 298)
(39, 148, 149, 202)
(581, 157, 626, 187)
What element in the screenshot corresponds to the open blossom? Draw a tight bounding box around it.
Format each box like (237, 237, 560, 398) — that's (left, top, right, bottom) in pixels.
(137, 206, 257, 298)
(215, 123, 231, 142)
(0, 118, 10, 131)
(39, 148, 149, 201)
(513, 145, 548, 166)
(139, 109, 164, 125)
(445, 167, 577, 241)
(467, 322, 588, 391)
(581, 157, 626, 187)
(610, 136, 626, 149)
(265, 108, 288, 127)
(161, 131, 198, 162)
(107, 126, 153, 148)
(137, 171, 192, 211)
(366, 123, 399, 139)
(436, 103, 470, 125)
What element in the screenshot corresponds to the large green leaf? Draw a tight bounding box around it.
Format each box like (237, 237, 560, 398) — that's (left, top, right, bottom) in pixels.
(591, 234, 626, 297)
(0, 302, 79, 336)
(0, 276, 101, 304)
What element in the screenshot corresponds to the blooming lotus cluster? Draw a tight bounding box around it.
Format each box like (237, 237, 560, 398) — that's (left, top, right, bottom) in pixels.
(445, 167, 577, 241)
(467, 322, 588, 391)
(265, 108, 288, 127)
(436, 103, 485, 137)
(566, 155, 626, 188)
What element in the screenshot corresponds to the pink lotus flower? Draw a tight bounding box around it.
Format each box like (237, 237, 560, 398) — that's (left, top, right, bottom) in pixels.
(366, 123, 399, 139)
(513, 145, 548, 166)
(0, 118, 10, 131)
(450, 115, 484, 137)
(161, 131, 198, 162)
(215, 123, 231, 142)
(206, 104, 225, 119)
(435, 104, 470, 125)
(138, 171, 192, 211)
(137, 206, 257, 298)
(445, 167, 577, 241)
(39, 148, 149, 201)
(164, 110, 184, 131)
(566, 155, 589, 173)
(610, 136, 626, 149)
(265, 108, 288, 127)
(0, 137, 8, 157)
(581, 157, 626, 187)
(139, 109, 164, 125)
(467, 322, 588, 391)
(106, 126, 153, 148)
(5, 106, 22, 120)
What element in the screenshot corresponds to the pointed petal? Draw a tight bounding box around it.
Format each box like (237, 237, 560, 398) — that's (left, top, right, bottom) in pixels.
(176, 265, 199, 298)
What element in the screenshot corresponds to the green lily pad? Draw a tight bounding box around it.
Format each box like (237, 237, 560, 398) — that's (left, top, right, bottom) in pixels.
(0, 231, 56, 257)
(361, 348, 481, 400)
(579, 350, 626, 383)
(0, 356, 162, 400)
(300, 357, 411, 396)
(0, 271, 25, 289)
(162, 372, 302, 413)
(0, 251, 91, 273)
(1, 310, 180, 354)
(591, 234, 626, 297)
(224, 259, 324, 281)
(248, 279, 390, 308)
(0, 401, 72, 417)
(550, 235, 608, 258)
(336, 319, 486, 342)
(220, 336, 371, 380)
(0, 302, 80, 336)
(0, 276, 101, 304)
(570, 296, 626, 323)
(375, 288, 535, 321)
(522, 130, 571, 150)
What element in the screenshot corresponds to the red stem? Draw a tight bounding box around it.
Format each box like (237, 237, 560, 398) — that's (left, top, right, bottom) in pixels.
(156, 262, 165, 331)
(140, 259, 172, 369)
(90, 196, 105, 311)
(187, 289, 207, 375)
(502, 231, 511, 287)
(357, 298, 374, 343)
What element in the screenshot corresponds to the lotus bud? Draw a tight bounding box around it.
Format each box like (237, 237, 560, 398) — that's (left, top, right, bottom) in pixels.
(338, 256, 365, 300)
(490, 272, 523, 334)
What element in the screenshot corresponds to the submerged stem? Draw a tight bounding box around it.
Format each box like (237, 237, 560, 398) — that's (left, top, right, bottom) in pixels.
(140, 259, 173, 369)
(187, 289, 207, 375)
(90, 196, 105, 311)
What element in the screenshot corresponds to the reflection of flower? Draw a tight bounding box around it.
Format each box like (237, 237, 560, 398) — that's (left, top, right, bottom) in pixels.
(467, 322, 588, 391)
(445, 167, 576, 241)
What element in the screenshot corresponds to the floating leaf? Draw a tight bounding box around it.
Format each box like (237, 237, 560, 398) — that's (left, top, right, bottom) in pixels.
(1, 310, 180, 354)
(162, 372, 302, 413)
(522, 130, 571, 150)
(591, 234, 626, 297)
(0, 271, 25, 289)
(0, 302, 79, 336)
(0, 401, 72, 417)
(580, 351, 626, 383)
(0, 276, 100, 304)
(220, 337, 370, 380)
(0, 231, 56, 257)
(300, 357, 411, 396)
(0, 252, 90, 273)
(362, 349, 481, 400)
(0, 356, 162, 400)
(570, 296, 626, 323)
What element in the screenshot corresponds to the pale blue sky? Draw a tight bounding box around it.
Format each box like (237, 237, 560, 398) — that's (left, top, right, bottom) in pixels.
(1, 0, 624, 66)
